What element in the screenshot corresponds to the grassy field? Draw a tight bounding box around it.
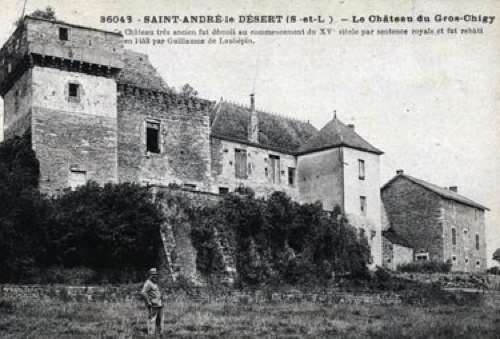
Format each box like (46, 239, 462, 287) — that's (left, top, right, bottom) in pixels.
(1, 295, 499, 338)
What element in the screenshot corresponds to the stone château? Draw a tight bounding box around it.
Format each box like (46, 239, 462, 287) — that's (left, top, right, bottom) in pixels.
(0, 16, 488, 272)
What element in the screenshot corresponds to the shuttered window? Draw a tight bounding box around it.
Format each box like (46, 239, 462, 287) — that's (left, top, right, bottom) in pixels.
(235, 149, 247, 179)
(269, 155, 280, 184)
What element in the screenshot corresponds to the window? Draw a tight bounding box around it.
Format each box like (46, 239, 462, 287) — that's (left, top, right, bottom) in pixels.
(452, 255, 457, 263)
(358, 159, 365, 180)
(416, 253, 429, 261)
(59, 27, 69, 41)
(476, 261, 481, 267)
(452, 228, 457, 245)
(288, 167, 296, 187)
(360, 196, 367, 215)
(235, 149, 247, 179)
(218, 187, 229, 195)
(68, 170, 86, 189)
(146, 121, 160, 153)
(183, 183, 196, 190)
(465, 258, 469, 264)
(464, 228, 468, 236)
(269, 155, 280, 184)
(476, 234, 480, 250)
(68, 83, 80, 100)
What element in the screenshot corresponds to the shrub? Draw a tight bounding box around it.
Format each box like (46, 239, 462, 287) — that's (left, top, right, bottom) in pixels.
(0, 133, 165, 283)
(398, 261, 452, 273)
(190, 188, 371, 287)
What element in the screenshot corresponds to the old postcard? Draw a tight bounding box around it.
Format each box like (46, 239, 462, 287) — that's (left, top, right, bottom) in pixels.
(0, 0, 499, 337)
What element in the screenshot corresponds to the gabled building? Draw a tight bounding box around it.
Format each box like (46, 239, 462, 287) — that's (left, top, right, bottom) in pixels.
(381, 170, 488, 272)
(0, 16, 386, 266)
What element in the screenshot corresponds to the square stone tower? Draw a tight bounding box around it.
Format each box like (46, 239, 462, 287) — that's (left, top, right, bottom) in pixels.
(0, 16, 124, 193)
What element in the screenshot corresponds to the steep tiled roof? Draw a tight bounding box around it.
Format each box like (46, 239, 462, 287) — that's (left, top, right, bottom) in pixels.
(382, 228, 412, 248)
(382, 173, 489, 210)
(117, 50, 170, 92)
(210, 101, 317, 153)
(297, 118, 383, 155)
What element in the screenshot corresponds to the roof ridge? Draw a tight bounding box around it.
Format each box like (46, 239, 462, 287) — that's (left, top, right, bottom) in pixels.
(222, 100, 310, 124)
(382, 173, 489, 210)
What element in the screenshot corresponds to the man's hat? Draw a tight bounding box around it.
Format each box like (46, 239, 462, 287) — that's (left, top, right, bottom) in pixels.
(149, 268, 158, 275)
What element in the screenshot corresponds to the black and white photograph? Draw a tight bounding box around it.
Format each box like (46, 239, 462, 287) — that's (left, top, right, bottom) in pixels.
(0, 0, 499, 337)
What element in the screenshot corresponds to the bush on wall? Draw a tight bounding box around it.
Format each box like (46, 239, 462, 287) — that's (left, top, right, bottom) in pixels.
(190, 188, 371, 287)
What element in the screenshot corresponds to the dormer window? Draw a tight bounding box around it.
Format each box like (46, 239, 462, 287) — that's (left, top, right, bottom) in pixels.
(59, 27, 69, 41)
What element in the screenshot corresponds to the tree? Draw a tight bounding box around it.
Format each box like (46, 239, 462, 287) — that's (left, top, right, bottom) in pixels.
(180, 83, 198, 97)
(15, 6, 56, 26)
(493, 248, 500, 265)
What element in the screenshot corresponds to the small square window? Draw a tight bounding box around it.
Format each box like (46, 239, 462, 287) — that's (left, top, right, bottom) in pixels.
(452, 255, 457, 262)
(59, 27, 69, 41)
(219, 187, 229, 195)
(476, 261, 481, 267)
(68, 83, 80, 99)
(465, 258, 469, 264)
(69, 170, 86, 189)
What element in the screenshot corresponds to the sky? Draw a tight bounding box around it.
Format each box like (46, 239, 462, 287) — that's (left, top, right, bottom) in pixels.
(0, 0, 499, 265)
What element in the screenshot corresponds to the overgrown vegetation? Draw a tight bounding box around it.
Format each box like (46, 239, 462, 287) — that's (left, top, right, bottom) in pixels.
(0, 133, 370, 286)
(0, 134, 164, 283)
(398, 261, 452, 273)
(190, 188, 371, 287)
(15, 6, 57, 27)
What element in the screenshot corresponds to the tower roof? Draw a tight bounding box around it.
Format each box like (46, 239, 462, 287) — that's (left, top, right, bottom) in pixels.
(296, 118, 383, 155)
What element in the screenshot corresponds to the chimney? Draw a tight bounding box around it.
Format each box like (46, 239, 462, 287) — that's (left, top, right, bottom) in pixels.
(449, 186, 458, 192)
(396, 169, 404, 175)
(248, 93, 259, 143)
(347, 124, 355, 131)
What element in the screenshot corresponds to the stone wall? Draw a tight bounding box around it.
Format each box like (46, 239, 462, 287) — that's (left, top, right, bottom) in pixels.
(297, 148, 344, 210)
(210, 137, 299, 199)
(0, 284, 402, 306)
(441, 200, 487, 272)
(31, 67, 118, 193)
(343, 147, 382, 267)
(152, 187, 236, 285)
(381, 177, 444, 262)
(117, 86, 212, 191)
(3, 70, 32, 139)
(382, 237, 414, 270)
(24, 17, 124, 70)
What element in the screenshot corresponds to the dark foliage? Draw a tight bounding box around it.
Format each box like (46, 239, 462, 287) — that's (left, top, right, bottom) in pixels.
(15, 6, 56, 27)
(0, 135, 164, 283)
(190, 188, 371, 286)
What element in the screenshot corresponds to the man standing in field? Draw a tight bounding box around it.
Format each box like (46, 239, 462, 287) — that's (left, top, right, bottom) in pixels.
(141, 268, 164, 335)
